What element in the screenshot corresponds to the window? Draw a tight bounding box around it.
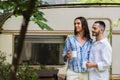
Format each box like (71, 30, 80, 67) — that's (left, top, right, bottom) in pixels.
(14, 35, 66, 65)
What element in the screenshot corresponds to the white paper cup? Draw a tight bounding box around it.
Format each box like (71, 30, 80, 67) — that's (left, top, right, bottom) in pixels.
(82, 61, 87, 68)
(72, 51, 77, 58)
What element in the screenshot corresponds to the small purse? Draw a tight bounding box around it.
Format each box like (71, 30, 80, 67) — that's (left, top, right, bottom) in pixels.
(57, 60, 68, 79)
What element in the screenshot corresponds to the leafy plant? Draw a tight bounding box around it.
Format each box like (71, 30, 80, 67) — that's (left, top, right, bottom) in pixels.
(17, 65, 39, 80)
(107, 18, 120, 39)
(0, 0, 53, 31)
(0, 51, 39, 80)
(0, 51, 10, 80)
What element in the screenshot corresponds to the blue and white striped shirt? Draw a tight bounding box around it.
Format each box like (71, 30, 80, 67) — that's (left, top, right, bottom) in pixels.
(62, 35, 92, 73)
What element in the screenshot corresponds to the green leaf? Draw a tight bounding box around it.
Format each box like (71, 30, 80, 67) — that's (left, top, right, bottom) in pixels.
(31, 16, 53, 31)
(0, 0, 53, 31)
(37, 20, 53, 31)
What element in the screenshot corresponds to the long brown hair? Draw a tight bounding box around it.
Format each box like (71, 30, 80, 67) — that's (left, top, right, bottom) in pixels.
(74, 16, 91, 40)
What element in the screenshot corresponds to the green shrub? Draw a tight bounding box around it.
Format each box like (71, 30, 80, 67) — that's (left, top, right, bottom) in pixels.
(0, 51, 39, 80)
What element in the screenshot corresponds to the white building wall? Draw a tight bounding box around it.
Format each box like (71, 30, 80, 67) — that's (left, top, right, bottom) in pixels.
(40, 7, 120, 30)
(2, 7, 120, 31)
(0, 34, 13, 64)
(3, 16, 42, 30)
(112, 34, 120, 74)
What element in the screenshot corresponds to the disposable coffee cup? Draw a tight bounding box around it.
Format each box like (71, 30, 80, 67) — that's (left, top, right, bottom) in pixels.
(82, 61, 87, 68)
(72, 51, 77, 58)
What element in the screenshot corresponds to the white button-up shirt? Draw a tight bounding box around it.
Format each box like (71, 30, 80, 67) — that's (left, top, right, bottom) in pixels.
(89, 38, 112, 80)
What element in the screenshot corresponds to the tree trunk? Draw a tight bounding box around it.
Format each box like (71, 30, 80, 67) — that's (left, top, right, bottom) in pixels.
(8, 0, 35, 80)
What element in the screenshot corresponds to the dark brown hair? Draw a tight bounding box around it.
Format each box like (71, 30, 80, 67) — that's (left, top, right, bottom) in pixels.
(74, 16, 91, 40)
(94, 21, 106, 31)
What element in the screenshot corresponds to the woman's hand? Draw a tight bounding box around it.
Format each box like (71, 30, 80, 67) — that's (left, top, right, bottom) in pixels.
(64, 50, 72, 60)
